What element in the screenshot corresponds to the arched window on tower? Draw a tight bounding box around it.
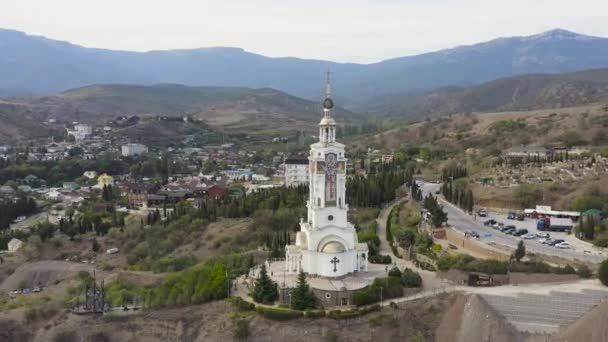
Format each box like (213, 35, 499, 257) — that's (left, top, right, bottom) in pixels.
(338, 197, 342, 208)
(317, 198, 321, 207)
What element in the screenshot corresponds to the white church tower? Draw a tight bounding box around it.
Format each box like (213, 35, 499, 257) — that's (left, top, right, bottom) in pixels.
(285, 73, 368, 278)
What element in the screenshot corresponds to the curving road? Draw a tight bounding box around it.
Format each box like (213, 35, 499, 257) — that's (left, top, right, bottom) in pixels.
(418, 182, 606, 264)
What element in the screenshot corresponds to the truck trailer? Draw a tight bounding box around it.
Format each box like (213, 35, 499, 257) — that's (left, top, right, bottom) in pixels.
(536, 217, 573, 232)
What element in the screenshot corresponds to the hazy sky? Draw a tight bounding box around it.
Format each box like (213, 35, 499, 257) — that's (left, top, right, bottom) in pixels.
(1, 0, 607, 63)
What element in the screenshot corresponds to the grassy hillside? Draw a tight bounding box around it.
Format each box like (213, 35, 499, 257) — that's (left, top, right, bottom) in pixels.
(2, 84, 360, 132)
(362, 68, 608, 120)
(355, 103, 608, 153)
(0, 103, 59, 143)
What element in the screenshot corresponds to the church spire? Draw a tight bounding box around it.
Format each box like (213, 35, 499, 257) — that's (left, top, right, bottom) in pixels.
(320, 71, 336, 144)
(325, 70, 332, 100)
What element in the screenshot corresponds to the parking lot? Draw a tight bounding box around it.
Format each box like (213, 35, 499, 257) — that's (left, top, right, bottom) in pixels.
(480, 211, 589, 252)
(419, 181, 605, 263)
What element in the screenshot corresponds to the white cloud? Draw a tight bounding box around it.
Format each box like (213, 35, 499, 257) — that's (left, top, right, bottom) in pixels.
(0, 0, 607, 63)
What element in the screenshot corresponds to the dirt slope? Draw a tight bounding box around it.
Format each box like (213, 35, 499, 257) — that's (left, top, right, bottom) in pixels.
(0, 260, 99, 291)
(436, 294, 524, 342)
(0, 294, 456, 342)
(552, 301, 608, 342)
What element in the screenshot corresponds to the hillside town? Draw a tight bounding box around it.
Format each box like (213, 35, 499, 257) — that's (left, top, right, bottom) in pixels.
(4, 3, 608, 341)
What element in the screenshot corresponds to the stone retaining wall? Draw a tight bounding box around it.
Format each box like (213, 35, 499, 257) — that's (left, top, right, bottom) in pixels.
(508, 272, 579, 285)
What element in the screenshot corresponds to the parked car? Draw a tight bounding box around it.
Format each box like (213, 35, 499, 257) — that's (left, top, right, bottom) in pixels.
(556, 242, 571, 249)
(549, 239, 565, 246)
(514, 229, 529, 237)
(13, 216, 27, 223)
(516, 213, 525, 221)
(522, 233, 536, 239)
(502, 226, 516, 234)
(539, 238, 552, 244)
(501, 225, 516, 232)
(470, 231, 480, 239)
(483, 219, 497, 226)
(507, 212, 516, 220)
(478, 209, 488, 217)
(536, 232, 550, 239)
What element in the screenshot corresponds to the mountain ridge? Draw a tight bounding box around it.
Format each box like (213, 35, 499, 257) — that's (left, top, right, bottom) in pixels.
(2, 28, 608, 102)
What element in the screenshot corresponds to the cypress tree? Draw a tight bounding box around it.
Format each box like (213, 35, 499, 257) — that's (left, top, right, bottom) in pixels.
(252, 264, 278, 304)
(290, 270, 315, 310)
(514, 240, 526, 262)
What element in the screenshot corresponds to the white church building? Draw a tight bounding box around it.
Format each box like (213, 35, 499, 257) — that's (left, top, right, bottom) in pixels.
(285, 76, 368, 278)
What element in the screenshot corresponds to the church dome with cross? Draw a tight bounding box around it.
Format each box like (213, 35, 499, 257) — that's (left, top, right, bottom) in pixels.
(284, 73, 368, 278)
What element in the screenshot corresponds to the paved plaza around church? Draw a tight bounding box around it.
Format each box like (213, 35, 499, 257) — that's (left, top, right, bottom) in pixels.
(266, 261, 389, 291)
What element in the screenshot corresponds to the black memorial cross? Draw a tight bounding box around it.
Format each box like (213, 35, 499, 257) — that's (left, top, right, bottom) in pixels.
(330, 256, 340, 272)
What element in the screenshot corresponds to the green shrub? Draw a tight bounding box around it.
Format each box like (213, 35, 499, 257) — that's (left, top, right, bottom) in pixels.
(369, 254, 392, 264)
(89, 332, 110, 342)
(593, 238, 608, 248)
(388, 266, 402, 277)
(368, 313, 387, 327)
(510, 261, 577, 275)
(255, 306, 303, 320)
(413, 260, 436, 272)
(577, 265, 593, 279)
(599, 259, 608, 286)
(323, 330, 339, 342)
(233, 318, 250, 340)
(354, 277, 402, 306)
(328, 304, 381, 319)
(401, 268, 423, 288)
(462, 259, 508, 275)
(24, 305, 58, 323)
(104, 280, 146, 307)
(354, 288, 378, 307)
(151, 255, 197, 273)
(437, 254, 507, 274)
(304, 310, 326, 318)
(53, 330, 77, 342)
(555, 264, 576, 275)
(410, 331, 426, 342)
(226, 297, 255, 311)
(147, 253, 253, 308)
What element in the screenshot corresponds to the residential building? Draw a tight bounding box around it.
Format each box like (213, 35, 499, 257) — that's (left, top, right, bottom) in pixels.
(121, 143, 148, 157)
(8, 238, 24, 252)
(124, 183, 160, 208)
(284, 156, 309, 187)
(504, 145, 551, 161)
(97, 174, 114, 188)
(46, 190, 63, 201)
(67, 124, 92, 141)
(83, 171, 98, 179)
(207, 185, 227, 198)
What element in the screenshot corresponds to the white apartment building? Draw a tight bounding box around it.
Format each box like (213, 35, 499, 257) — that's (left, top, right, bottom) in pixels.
(284, 157, 309, 187)
(121, 143, 148, 157)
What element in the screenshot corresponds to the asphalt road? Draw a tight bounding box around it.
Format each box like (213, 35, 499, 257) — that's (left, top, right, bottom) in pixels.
(418, 181, 606, 264)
